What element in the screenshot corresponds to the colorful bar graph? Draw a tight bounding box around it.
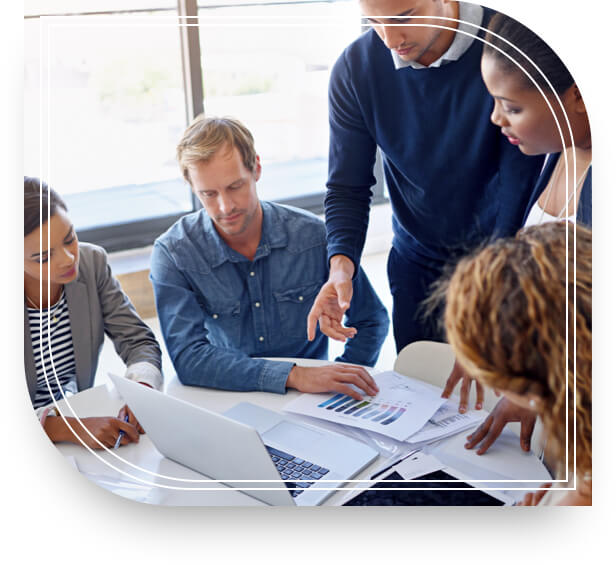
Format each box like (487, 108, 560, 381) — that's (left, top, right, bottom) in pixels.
(344, 401, 370, 415)
(316, 391, 412, 428)
(318, 393, 344, 408)
(335, 398, 360, 412)
(372, 405, 397, 422)
(326, 395, 353, 410)
(354, 404, 374, 417)
(381, 407, 406, 425)
(361, 405, 387, 419)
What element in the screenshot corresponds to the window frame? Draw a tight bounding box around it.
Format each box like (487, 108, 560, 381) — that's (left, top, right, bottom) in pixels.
(26, 0, 387, 252)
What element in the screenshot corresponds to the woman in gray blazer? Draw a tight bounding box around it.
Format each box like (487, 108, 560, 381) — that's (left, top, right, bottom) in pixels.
(24, 177, 163, 449)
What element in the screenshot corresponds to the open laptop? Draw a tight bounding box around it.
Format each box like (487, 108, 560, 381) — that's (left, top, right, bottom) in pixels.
(109, 374, 378, 506)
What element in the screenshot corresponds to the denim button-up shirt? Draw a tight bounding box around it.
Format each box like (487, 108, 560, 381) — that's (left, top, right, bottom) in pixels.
(150, 201, 389, 394)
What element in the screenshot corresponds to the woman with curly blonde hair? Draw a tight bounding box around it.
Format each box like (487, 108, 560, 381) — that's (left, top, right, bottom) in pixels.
(443, 222, 591, 505)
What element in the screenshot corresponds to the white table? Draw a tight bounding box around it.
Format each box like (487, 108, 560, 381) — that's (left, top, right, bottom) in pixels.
(53, 358, 550, 506)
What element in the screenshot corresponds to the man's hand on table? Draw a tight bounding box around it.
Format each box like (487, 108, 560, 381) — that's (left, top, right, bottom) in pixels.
(441, 359, 486, 413)
(464, 397, 537, 455)
(307, 255, 356, 343)
(287, 364, 379, 400)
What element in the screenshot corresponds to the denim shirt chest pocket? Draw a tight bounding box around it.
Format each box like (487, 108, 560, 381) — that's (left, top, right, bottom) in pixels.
(273, 282, 321, 339)
(199, 298, 242, 348)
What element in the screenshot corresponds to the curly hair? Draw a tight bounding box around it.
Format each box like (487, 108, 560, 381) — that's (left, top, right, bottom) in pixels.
(443, 222, 591, 480)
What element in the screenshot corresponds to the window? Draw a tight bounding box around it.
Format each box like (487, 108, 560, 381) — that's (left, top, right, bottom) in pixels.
(25, 1, 385, 252)
(196, 1, 360, 206)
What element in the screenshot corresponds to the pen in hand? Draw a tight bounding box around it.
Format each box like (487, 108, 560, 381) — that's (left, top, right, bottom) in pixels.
(113, 413, 130, 450)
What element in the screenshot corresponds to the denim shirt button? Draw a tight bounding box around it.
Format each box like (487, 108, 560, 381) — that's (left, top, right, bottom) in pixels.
(255, 302, 261, 308)
(250, 271, 255, 277)
(259, 336, 264, 342)
(212, 314, 219, 319)
(299, 296, 304, 301)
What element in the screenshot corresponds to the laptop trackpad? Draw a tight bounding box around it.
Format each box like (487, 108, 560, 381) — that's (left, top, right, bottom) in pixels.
(262, 421, 323, 447)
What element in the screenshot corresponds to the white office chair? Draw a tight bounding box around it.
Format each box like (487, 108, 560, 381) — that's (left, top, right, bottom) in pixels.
(393, 340, 499, 411)
(393, 341, 544, 457)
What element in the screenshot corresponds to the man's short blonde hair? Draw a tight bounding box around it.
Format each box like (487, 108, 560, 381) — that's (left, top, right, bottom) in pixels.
(176, 115, 257, 185)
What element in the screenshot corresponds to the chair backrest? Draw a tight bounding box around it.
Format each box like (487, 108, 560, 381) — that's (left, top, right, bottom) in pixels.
(394, 341, 545, 457)
(393, 341, 497, 413)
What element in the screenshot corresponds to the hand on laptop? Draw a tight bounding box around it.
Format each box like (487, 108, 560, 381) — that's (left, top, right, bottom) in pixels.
(287, 364, 379, 400)
(441, 359, 486, 412)
(464, 397, 537, 455)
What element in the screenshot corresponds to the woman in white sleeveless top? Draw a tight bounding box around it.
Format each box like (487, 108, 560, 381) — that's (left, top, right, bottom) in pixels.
(460, 11, 593, 463)
(481, 13, 592, 228)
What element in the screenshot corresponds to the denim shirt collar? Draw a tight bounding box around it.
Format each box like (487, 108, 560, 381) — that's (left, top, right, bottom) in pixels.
(201, 201, 289, 267)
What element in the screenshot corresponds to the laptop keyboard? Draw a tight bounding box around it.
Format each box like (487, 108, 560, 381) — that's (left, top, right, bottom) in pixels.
(266, 445, 330, 498)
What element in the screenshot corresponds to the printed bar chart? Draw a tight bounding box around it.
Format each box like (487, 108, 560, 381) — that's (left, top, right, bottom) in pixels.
(318, 394, 406, 426)
(288, 372, 447, 441)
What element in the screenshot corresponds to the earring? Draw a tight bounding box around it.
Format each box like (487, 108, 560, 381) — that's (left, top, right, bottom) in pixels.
(529, 399, 536, 409)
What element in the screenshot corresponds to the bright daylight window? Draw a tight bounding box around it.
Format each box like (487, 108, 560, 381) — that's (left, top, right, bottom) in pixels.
(24, 0, 382, 252)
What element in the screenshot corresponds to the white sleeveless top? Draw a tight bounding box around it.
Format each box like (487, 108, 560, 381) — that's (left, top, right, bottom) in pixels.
(525, 201, 576, 227)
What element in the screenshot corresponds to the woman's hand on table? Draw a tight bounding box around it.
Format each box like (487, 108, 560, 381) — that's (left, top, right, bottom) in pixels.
(464, 397, 537, 455)
(44, 415, 140, 449)
(441, 359, 486, 413)
(118, 403, 145, 434)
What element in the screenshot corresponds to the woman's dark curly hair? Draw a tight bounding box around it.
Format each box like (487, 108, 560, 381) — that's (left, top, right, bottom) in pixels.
(444, 222, 591, 480)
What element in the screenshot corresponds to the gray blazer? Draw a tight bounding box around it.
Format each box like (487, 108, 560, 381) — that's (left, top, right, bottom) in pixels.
(24, 242, 162, 403)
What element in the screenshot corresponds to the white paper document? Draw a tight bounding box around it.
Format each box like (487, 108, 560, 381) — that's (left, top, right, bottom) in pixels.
(429, 428, 552, 490)
(283, 371, 446, 442)
(394, 452, 446, 479)
(406, 400, 486, 444)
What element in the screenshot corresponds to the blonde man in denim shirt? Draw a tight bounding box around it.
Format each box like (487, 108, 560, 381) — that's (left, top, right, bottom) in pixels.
(150, 116, 389, 399)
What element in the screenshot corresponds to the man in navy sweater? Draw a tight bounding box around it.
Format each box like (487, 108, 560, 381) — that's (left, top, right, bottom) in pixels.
(307, 0, 543, 452)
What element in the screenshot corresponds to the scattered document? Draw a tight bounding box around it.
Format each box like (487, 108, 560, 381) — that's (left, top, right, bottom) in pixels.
(405, 400, 486, 444)
(394, 452, 446, 479)
(284, 371, 446, 442)
(429, 428, 551, 489)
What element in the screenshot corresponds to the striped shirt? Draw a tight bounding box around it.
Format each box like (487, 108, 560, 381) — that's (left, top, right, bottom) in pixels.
(27, 291, 77, 409)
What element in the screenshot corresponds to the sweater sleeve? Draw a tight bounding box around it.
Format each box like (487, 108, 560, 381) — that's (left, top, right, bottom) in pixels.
(325, 50, 377, 275)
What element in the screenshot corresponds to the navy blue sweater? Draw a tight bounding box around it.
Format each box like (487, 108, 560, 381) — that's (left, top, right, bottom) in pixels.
(325, 11, 544, 269)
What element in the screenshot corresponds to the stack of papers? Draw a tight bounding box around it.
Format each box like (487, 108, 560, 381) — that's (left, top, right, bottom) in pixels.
(406, 400, 486, 445)
(285, 371, 486, 444)
(284, 371, 445, 442)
